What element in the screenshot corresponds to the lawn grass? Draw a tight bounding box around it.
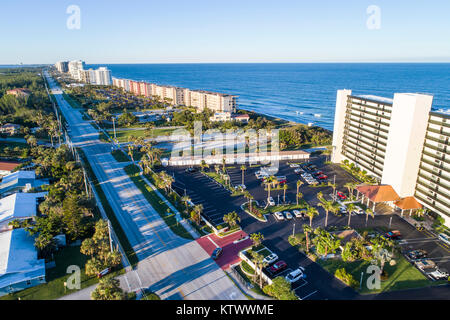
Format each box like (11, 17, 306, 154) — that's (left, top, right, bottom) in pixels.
(0, 246, 124, 300)
(77, 148, 138, 267)
(124, 164, 193, 240)
(316, 255, 444, 294)
(106, 128, 178, 143)
(111, 149, 130, 162)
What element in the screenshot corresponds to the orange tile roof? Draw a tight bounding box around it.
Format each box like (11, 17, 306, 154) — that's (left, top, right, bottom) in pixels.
(0, 161, 21, 172)
(356, 185, 400, 203)
(394, 197, 423, 210)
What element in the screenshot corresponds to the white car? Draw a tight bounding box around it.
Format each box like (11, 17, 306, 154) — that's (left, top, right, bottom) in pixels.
(438, 233, 450, 246)
(289, 163, 300, 168)
(284, 211, 293, 220)
(285, 267, 306, 283)
(340, 206, 347, 213)
(427, 268, 449, 281)
(234, 184, 246, 190)
(355, 207, 365, 215)
(274, 212, 285, 221)
(292, 210, 302, 218)
(294, 168, 303, 174)
(267, 197, 275, 206)
(263, 253, 279, 264)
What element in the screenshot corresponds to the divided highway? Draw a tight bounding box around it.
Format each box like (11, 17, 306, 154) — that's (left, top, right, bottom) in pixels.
(45, 72, 246, 300)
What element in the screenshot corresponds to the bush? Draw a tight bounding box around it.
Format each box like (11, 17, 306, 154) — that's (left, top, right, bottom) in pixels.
(262, 277, 297, 300)
(335, 268, 358, 288)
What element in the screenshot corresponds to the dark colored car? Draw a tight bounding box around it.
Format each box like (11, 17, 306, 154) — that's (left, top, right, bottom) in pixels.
(268, 260, 287, 275)
(185, 167, 198, 173)
(407, 249, 427, 260)
(336, 192, 347, 200)
(211, 247, 223, 260)
(384, 230, 402, 240)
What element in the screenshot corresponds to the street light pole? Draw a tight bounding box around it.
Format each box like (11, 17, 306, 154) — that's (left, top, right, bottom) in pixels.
(292, 223, 296, 237)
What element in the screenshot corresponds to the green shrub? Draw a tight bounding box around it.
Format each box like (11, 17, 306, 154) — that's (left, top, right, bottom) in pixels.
(335, 268, 358, 288)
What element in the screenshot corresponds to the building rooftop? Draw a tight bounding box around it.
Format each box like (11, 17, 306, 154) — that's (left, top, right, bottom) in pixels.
(356, 184, 400, 203)
(0, 229, 46, 290)
(0, 162, 21, 173)
(394, 196, 423, 210)
(0, 193, 42, 225)
(0, 171, 36, 194)
(355, 95, 394, 105)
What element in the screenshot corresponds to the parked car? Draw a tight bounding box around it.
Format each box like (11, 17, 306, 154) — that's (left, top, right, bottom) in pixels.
(339, 206, 347, 214)
(275, 176, 287, 184)
(354, 206, 364, 214)
(289, 163, 300, 168)
(427, 268, 449, 280)
(407, 249, 428, 260)
(415, 259, 436, 270)
(234, 184, 246, 191)
(285, 267, 306, 283)
(267, 261, 287, 275)
(185, 167, 198, 173)
(294, 168, 303, 174)
(317, 175, 328, 180)
(336, 192, 347, 200)
(267, 197, 275, 206)
(263, 253, 279, 265)
(211, 247, 223, 260)
(274, 212, 285, 221)
(384, 230, 402, 240)
(284, 211, 293, 220)
(292, 210, 302, 218)
(314, 171, 324, 176)
(438, 233, 450, 245)
(97, 267, 111, 278)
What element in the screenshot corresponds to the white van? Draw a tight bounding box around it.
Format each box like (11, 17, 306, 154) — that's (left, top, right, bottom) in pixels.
(285, 267, 305, 283)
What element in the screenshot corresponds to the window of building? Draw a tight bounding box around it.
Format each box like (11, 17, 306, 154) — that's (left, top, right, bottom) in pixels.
(26, 280, 31, 286)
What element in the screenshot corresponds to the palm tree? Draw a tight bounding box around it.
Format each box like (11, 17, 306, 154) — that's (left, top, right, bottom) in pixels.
(303, 224, 313, 253)
(365, 207, 374, 226)
(344, 182, 356, 199)
(282, 184, 288, 203)
(214, 165, 220, 175)
(222, 157, 226, 173)
(263, 176, 277, 204)
(296, 180, 303, 205)
(223, 211, 241, 228)
(296, 192, 303, 206)
(305, 205, 319, 227)
(346, 203, 356, 227)
(250, 232, 264, 248)
(243, 191, 254, 212)
(328, 181, 337, 200)
(316, 191, 324, 203)
(415, 208, 425, 218)
(240, 164, 247, 185)
(181, 195, 191, 212)
(192, 204, 203, 225)
(318, 200, 339, 228)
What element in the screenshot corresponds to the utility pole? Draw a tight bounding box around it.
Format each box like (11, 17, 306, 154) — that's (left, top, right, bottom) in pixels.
(107, 220, 113, 252)
(112, 117, 117, 141)
(292, 223, 296, 237)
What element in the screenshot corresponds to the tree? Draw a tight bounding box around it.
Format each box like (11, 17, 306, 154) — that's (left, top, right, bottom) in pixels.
(344, 182, 356, 199)
(263, 277, 297, 300)
(296, 180, 303, 205)
(91, 276, 125, 300)
(250, 232, 264, 248)
(223, 211, 240, 228)
(240, 164, 247, 185)
(346, 203, 356, 227)
(305, 205, 319, 227)
(282, 184, 288, 203)
(316, 191, 324, 203)
(263, 176, 277, 206)
(181, 195, 191, 213)
(365, 207, 374, 226)
(303, 224, 313, 253)
(318, 200, 339, 228)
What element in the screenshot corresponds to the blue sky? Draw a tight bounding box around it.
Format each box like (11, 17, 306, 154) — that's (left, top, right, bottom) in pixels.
(1, 0, 450, 64)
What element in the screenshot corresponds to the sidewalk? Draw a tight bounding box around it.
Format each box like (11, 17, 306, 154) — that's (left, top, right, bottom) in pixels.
(225, 269, 273, 301)
(140, 172, 201, 239)
(395, 211, 435, 232)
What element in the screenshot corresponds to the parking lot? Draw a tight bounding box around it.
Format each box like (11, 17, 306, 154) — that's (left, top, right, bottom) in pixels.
(161, 156, 450, 299)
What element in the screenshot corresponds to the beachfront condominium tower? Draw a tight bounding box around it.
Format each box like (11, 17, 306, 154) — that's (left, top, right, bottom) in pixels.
(414, 111, 450, 226)
(331, 90, 449, 226)
(68, 60, 86, 80)
(55, 61, 68, 73)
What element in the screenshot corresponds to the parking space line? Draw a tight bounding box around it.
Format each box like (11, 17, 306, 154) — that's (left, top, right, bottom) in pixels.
(300, 290, 318, 300)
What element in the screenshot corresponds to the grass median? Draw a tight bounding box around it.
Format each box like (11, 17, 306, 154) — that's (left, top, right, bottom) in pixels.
(77, 148, 138, 267)
(124, 164, 194, 240)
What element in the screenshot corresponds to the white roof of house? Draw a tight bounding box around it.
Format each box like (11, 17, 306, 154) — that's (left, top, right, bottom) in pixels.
(0, 193, 39, 225)
(0, 229, 45, 289)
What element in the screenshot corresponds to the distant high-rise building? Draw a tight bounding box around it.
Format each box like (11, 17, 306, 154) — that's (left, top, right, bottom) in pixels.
(68, 60, 86, 80)
(94, 67, 112, 85)
(54, 61, 69, 73)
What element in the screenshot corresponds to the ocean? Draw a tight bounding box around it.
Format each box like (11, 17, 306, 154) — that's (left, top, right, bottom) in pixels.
(88, 63, 450, 130)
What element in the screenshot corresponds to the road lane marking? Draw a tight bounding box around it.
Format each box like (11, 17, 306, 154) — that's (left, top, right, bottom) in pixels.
(206, 235, 220, 248)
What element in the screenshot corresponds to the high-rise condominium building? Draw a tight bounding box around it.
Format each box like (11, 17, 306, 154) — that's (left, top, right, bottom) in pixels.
(68, 60, 86, 80)
(331, 89, 449, 227)
(55, 61, 69, 73)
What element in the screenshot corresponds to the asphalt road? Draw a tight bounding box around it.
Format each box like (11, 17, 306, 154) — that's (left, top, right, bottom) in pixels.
(45, 72, 246, 300)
